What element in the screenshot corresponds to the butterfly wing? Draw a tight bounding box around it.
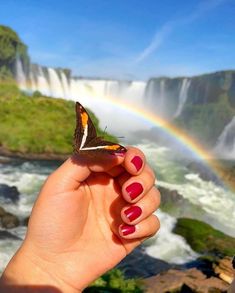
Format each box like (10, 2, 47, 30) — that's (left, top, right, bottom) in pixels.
(83, 137, 126, 153)
(74, 101, 126, 155)
(74, 102, 97, 151)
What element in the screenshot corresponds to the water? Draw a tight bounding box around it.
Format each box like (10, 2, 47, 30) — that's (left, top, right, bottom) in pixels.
(0, 143, 234, 273)
(174, 78, 191, 118)
(214, 116, 235, 159)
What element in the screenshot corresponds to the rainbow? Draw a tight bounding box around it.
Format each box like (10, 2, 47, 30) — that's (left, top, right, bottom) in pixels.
(85, 91, 234, 190)
(88, 92, 214, 160)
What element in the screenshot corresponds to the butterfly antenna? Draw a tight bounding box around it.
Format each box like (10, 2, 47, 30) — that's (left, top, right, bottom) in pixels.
(103, 126, 107, 134)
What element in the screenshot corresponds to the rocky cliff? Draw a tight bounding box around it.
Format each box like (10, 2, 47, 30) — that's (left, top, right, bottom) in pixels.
(145, 71, 235, 149)
(0, 25, 30, 80)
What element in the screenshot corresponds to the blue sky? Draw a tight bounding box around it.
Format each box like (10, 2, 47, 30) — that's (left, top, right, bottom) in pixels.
(0, 0, 235, 79)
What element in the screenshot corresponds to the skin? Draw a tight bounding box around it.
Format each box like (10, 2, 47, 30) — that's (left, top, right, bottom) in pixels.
(0, 147, 160, 292)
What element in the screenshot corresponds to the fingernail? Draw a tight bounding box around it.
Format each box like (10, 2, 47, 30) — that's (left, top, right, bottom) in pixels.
(112, 152, 125, 157)
(131, 156, 143, 171)
(111, 148, 127, 157)
(126, 182, 143, 200)
(124, 206, 142, 222)
(120, 224, 136, 236)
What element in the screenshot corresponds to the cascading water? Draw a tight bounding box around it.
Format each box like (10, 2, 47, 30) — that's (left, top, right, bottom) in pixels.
(214, 116, 235, 159)
(174, 78, 191, 118)
(159, 79, 165, 113)
(47, 68, 65, 98)
(15, 56, 27, 92)
(16, 58, 146, 107)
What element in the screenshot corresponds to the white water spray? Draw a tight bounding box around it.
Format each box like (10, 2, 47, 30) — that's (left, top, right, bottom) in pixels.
(174, 78, 191, 117)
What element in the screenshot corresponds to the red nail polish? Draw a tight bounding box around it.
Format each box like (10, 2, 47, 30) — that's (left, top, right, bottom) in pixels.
(131, 156, 143, 171)
(124, 206, 142, 222)
(120, 224, 136, 236)
(126, 182, 143, 200)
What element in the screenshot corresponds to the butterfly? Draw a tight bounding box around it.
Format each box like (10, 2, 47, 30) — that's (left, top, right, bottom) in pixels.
(73, 102, 126, 156)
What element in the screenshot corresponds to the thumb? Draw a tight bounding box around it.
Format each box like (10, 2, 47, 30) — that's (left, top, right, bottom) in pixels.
(43, 153, 125, 193)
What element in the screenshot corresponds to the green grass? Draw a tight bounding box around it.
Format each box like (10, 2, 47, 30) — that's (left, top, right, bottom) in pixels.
(173, 218, 235, 256)
(0, 82, 118, 155)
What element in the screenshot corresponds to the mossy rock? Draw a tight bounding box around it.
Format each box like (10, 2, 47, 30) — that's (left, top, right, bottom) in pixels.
(173, 218, 235, 256)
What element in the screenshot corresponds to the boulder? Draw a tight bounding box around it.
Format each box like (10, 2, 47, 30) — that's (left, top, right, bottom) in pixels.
(159, 186, 185, 205)
(158, 186, 199, 218)
(116, 246, 172, 278)
(0, 205, 19, 228)
(0, 230, 21, 240)
(0, 184, 20, 203)
(1, 212, 19, 229)
(144, 268, 229, 293)
(213, 257, 234, 284)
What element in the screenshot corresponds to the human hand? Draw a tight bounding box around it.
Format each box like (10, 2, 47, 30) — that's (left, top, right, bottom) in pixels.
(0, 147, 160, 292)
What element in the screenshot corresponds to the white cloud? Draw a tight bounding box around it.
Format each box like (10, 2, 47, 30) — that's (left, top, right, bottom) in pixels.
(135, 23, 172, 64)
(135, 0, 228, 64)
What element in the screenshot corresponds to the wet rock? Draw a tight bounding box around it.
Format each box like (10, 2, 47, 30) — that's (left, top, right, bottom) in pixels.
(0, 206, 6, 217)
(22, 216, 30, 226)
(159, 186, 185, 205)
(0, 205, 19, 229)
(187, 161, 222, 185)
(0, 230, 21, 240)
(144, 268, 229, 293)
(116, 246, 172, 278)
(1, 213, 20, 229)
(158, 186, 202, 218)
(214, 256, 234, 284)
(0, 184, 20, 203)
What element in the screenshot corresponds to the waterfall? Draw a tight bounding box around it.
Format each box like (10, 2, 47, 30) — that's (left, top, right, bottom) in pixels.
(15, 57, 27, 91)
(214, 116, 235, 159)
(47, 68, 65, 98)
(60, 72, 71, 99)
(174, 79, 191, 118)
(15, 64, 146, 107)
(144, 79, 167, 116)
(159, 79, 165, 112)
(36, 66, 51, 96)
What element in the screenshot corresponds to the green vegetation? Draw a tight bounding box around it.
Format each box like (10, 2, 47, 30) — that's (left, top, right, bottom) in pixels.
(0, 83, 117, 156)
(85, 269, 144, 293)
(173, 218, 235, 256)
(0, 25, 29, 80)
(175, 93, 235, 146)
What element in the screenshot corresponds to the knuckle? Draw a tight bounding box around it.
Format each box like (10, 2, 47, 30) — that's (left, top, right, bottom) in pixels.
(145, 165, 156, 181)
(150, 187, 161, 208)
(153, 215, 160, 231)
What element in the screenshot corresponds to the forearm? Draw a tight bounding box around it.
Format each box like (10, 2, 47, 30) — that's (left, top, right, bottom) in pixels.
(0, 247, 81, 293)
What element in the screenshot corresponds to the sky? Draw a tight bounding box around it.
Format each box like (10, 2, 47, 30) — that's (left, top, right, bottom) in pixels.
(0, 0, 235, 80)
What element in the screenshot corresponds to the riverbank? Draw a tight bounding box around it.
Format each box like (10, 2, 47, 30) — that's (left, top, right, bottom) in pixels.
(0, 146, 69, 161)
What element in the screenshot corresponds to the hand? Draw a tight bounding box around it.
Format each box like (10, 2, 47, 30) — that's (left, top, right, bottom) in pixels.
(0, 147, 160, 292)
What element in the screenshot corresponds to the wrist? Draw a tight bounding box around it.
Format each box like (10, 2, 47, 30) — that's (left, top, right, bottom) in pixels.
(0, 245, 81, 293)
